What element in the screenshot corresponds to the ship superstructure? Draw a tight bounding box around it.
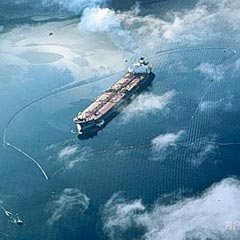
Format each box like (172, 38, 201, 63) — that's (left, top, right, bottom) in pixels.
(73, 58, 155, 135)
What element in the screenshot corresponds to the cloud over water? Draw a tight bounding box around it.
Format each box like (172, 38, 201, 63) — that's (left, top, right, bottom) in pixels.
(103, 178, 240, 240)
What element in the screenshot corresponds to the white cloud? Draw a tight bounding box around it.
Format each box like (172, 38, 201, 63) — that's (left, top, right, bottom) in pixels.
(151, 130, 185, 152)
(65, 147, 93, 169)
(122, 91, 176, 121)
(195, 62, 224, 81)
(58, 145, 78, 159)
(161, 6, 209, 41)
(57, 145, 93, 169)
(199, 95, 234, 113)
(150, 133, 218, 166)
(110, 0, 240, 52)
(3, 0, 240, 89)
(103, 178, 240, 240)
(102, 192, 146, 240)
(196, 142, 217, 164)
(48, 188, 90, 225)
(188, 136, 218, 166)
(199, 100, 222, 112)
(79, 7, 120, 33)
(78, 7, 138, 51)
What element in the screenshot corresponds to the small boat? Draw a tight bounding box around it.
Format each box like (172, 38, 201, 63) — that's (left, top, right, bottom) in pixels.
(16, 219, 23, 225)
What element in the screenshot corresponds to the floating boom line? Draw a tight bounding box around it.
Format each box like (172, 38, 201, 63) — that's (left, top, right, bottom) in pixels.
(4, 45, 238, 180)
(2, 71, 126, 180)
(4, 140, 49, 180)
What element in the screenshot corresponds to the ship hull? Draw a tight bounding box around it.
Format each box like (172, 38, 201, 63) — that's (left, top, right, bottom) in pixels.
(76, 72, 155, 136)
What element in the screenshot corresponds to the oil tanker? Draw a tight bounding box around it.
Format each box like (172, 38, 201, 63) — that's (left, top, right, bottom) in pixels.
(73, 58, 155, 135)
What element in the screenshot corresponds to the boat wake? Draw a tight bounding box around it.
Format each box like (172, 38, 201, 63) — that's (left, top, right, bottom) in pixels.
(0, 206, 23, 225)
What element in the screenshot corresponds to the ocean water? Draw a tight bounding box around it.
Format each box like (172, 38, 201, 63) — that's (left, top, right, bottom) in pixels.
(1, 1, 240, 240)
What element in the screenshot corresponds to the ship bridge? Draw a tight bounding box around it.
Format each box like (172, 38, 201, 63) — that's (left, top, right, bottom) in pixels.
(128, 57, 152, 74)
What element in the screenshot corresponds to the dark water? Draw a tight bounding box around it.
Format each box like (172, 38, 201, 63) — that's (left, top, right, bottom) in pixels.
(1, 0, 240, 239)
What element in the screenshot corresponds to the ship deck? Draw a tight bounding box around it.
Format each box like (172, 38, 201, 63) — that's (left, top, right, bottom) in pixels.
(77, 73, 145, 122)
